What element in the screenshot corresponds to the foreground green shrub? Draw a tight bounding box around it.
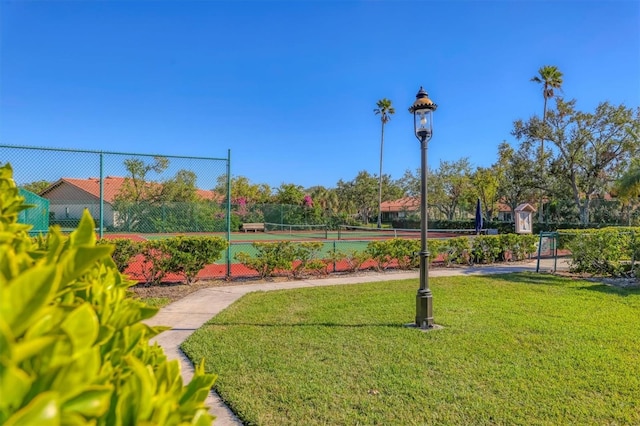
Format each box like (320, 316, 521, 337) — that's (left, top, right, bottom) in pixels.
(0, 164, 216, 425)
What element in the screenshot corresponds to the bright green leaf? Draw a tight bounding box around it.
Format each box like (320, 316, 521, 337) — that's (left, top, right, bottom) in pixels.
(0, 360, 32, 414)
(61, 304, 99, 352)
(13, 336, 57, 364)
(2, 265, 59, 336)
(4, 392, 60, 426)
(69, 210, 96, 247)
(61, 386, 112, 418)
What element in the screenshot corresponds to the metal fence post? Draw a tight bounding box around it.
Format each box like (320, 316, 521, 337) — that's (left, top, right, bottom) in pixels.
(226, 149, 232, 279)
(99, 151, 104, 238)
(333, 240, 337, 273)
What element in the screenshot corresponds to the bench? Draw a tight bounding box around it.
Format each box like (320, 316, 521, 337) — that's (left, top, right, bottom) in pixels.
(242, 222, 265, 232)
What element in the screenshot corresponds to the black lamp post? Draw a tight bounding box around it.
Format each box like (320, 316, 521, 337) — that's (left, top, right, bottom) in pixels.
(408, 87, 437, 329)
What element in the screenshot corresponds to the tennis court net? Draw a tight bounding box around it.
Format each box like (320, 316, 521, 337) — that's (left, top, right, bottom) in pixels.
(264, 223, 329, 239)
(337, 225, 476, 240)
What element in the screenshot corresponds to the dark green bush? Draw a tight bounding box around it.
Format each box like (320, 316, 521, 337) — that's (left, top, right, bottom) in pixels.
(163, 236, 228, 284)
(292, 242, 326, 278)
(332, 249, 371, 273)
(565, 227, 640, 276)
(97, 237, 139, 272)
(136, 239, 174, 285)
(441, 237, 472, 266)
(498, 233, 537, 261)
(471, 235, 503, 264)
(235, 241, 296, 278)
(115, 236, 227, 285)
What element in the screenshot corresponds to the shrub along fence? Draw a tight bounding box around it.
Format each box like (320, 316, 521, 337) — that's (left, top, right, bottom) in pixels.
(558, 227, 640, 277)
(106, 228, 640, 282)
(108, 234, 541, 283)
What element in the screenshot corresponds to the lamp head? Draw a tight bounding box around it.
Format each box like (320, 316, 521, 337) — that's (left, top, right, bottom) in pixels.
(408, 87, 437, 142)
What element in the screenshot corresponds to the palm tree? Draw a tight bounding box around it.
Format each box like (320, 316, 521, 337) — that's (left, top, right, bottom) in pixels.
(374, 98, 395, 228)
(531, 65, 563, 222)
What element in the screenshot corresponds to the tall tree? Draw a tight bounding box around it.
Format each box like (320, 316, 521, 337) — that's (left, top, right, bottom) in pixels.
(472, 166, 501, 221)
(374, 98, 395, 228)
(308, 185, 339, 214)
(117, 157, 169, 203)
(531, 65, 564, 221)
(513, 99, 640, 224)
(495, 141, 538, 220)
(429, 158, 474, 221)
(214, 175, 271, 204)
(336, 171, 391, 224)
(161, 169, 198, 202)
(274, 183, 305, 205)
(112, 157, 211, 232)
(20, 180, 52, 194)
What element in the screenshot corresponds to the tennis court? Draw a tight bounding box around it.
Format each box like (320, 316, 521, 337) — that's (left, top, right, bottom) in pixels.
(104, 225, 466, 244)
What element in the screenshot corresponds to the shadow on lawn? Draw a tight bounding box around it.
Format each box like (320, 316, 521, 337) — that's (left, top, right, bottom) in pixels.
(486, 272, 640, 297)
(575, 283, 640, 297)
(208, 321, 407, 329)
(480, 271, 570, 286)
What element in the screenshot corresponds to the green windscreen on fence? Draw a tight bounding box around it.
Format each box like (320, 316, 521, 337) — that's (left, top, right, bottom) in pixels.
(18, 188, 50, 234)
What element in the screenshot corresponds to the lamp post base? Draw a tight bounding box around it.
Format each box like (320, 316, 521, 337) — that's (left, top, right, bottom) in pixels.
(415, 290, 434, 329)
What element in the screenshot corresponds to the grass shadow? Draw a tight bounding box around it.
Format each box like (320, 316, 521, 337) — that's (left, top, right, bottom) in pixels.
(207, 321, 406, 329)
(480, 271, 570, 286)
(575, 283, 640, 297)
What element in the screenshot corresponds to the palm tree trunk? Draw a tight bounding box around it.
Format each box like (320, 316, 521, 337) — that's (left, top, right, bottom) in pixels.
(539, 92, 548, 223)
(377, 120, 385, 229)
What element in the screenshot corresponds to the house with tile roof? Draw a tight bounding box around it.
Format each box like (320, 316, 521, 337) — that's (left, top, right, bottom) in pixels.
(381, 197, 515, 222)
(39, 177, 219, 228)
(379, 197, 420, 222)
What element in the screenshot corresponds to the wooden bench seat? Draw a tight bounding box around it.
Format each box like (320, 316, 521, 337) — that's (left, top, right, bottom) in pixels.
(242, 222, 265, 232)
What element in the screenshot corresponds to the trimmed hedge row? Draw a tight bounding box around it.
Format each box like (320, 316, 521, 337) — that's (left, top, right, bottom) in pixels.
(392, 219, 619, 235)
(234, 234, 540, 278)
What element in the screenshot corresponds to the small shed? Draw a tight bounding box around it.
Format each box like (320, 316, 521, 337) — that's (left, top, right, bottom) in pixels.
(18, 188, 50, 235)
(514, 203, 536, 234)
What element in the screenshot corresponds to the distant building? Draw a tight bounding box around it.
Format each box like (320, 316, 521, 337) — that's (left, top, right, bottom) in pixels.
(39, 177, 219, 227)
(495, 202, 514, 222)
(381, 197, 515, 222)
(380, 197, 420, 222)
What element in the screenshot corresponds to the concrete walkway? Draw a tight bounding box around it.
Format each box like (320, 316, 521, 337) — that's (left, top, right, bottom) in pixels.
(147, 258, 566, 425)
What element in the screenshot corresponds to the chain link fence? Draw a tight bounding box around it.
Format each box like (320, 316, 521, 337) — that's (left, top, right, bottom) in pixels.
(2, 143, 232, 269)
(2, 144, 230, 234)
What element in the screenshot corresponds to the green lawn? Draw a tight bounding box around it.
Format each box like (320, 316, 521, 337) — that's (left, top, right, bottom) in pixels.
(181, 273, 640, 425)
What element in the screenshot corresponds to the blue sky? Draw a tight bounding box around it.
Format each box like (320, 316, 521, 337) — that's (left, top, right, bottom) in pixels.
(2, 0, 639, 190)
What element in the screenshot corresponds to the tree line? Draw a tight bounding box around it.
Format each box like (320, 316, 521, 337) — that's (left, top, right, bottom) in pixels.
(21, 66, 640, 227)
